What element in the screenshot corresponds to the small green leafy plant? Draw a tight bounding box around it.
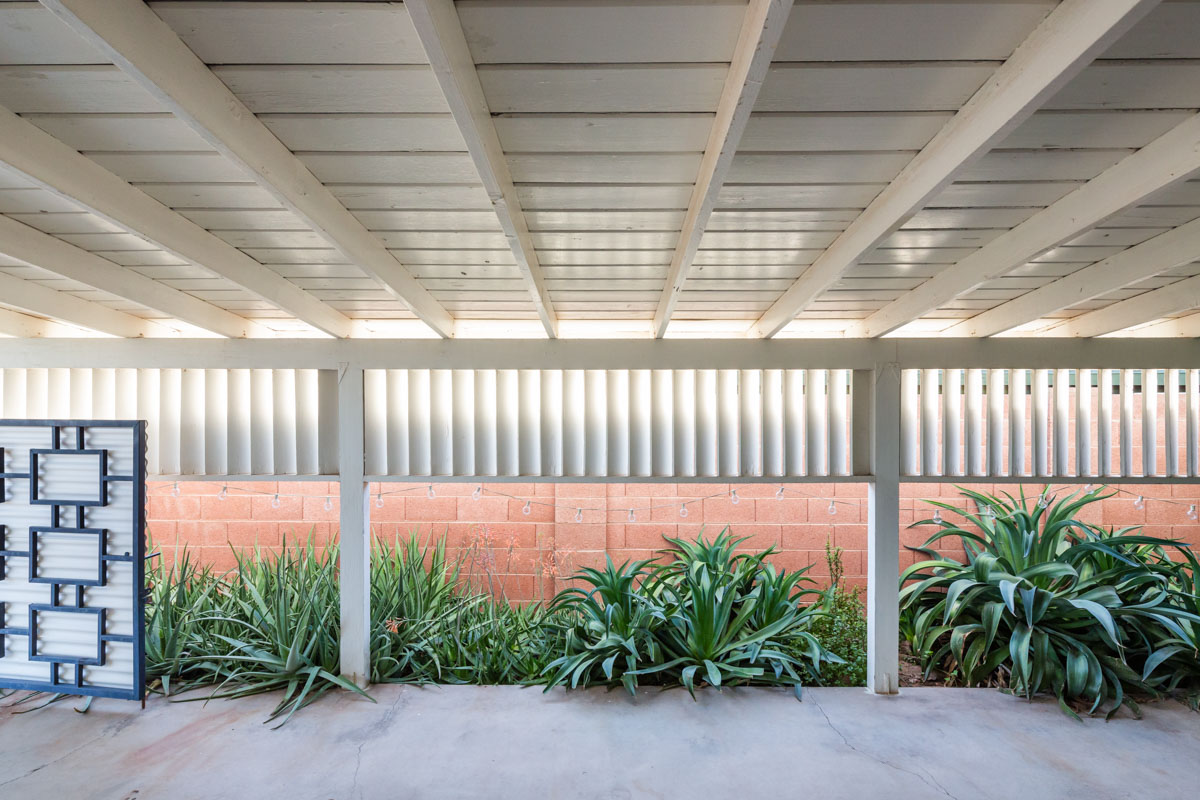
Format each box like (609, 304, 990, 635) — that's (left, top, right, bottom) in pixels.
(900, 487, 1200, 718)
(805, 542, 867, 687)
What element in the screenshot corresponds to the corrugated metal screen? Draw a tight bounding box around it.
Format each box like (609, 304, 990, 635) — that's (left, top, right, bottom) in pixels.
(0, 368, 337, 477)
(363, 369, 854, 478)
(900, 368, 1200, 479)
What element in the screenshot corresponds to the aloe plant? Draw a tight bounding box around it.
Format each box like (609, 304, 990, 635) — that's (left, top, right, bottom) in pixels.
(901, 487, 1200, 718)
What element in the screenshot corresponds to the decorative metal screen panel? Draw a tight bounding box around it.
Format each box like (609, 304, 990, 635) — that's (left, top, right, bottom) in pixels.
(0, 420, 146, 700)
(900, 368, 1200, 479)
(364, 369, 855, 478)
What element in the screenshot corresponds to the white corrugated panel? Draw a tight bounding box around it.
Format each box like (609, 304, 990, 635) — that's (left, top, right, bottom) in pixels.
(363, 369, 847, 478)
(897, 367, 1195, 480)
(0, 368, 334, 476)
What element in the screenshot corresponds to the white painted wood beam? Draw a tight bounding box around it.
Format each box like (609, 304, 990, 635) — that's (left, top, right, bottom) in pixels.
(0, 271, 164, 338)
(41, 0, 455, 339)
(0, 306, 68, 338)
(0, 214, 264, 338)
(1122, 312, 1200, 338)
(4, 338, 1200, 372)
(1047, 276, 1200, 338)
(0, 105, 353, 338)
(944, 217, 1200, 337)
(750, 0, 1161, 339)
(405, 0, 557, 338)
(853, 110, 1200, 338)
(654, 0, 794, 338)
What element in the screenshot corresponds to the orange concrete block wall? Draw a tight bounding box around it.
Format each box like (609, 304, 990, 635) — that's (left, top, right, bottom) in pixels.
(147, 479, 1200, 602)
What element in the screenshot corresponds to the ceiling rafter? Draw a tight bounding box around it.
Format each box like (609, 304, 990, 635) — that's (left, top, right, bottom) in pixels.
(1122, 312, 1200, 338)
(0, 214, 266, 339)
(0, 270, 166, 338)
(943, 217, 1200, 337)
(0, 306, 71, 338)
(41, 0, 455, 338)
(851, 111, 1200, 338)
(1045, 274, 1200, 338)
(405, 0, 558, 338)
(749, 0, 1160, 339)
(0, 106, 354, 338)
(652, 0, 794, 338)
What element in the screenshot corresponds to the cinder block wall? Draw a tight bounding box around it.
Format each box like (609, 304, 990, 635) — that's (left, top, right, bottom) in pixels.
(147, 480, 1200, 602)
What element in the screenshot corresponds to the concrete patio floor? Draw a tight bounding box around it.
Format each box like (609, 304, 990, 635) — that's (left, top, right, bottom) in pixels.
(1, 685, 1197, 799)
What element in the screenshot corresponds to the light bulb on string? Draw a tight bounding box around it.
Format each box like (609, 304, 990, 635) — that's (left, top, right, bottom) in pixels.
(1134, 495, 1145, 510)
(427, 484, 436, 498)
(1083, 484, 1093, 494)
(1037, 493, 1049, 510)
(271, 493, 281, 509)
(776, 486, 785, 500)
(628, 508, 636, 522)
(574, 508, 583, 523)
(472, 485, 482, 501)
(827, 500, 837, 516)
(730, 489, 739, 505)
(375, 490, 384, 508)
(1188, 504, 1198, 522)
(679, 503, 689, 518)
(522, 500, 531, 516)
(172, 481, 180, 497)
(219, 484, 228, 500)
(324, 496, 333, 511)
(932, 508, 942, 525)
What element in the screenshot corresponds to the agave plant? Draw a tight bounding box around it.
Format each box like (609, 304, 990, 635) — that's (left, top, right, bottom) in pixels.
(901, 487, 1200, 718)
(542, 529, 838, 699)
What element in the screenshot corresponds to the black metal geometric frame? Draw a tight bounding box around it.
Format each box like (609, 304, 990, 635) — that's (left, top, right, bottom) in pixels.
(0, 420, 146, 701)
(29, 448, 109, 507)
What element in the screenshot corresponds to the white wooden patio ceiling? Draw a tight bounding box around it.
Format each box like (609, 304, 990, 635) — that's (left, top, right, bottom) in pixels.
(0, 0, 1199, 341)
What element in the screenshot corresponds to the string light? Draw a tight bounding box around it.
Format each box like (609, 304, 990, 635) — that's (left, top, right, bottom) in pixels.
(271, 493, 281, 509)
(679, 503, 688, 518)
(472, 485, 482, 501)
(730, 489, 739, 505)
(1037, 492, 1049, 509)
(1083, 484, 1093, 494)
(172, 481, 180, 497)
(218, 484, 227, 500)
(827, 499, 837, 516)
(776, 486, 785, 500)
(1134, 495, 1145, 510)
(932, 508, 942, 525)
(522, 500, 531, 516)
(427, 484, 436, 498)
(575, 507, 583, 523)
(1189, 504, 1198, 522)
(375, 489, 384, 508)
(324, 496, 333, 511)
(628, 508, 636, 522)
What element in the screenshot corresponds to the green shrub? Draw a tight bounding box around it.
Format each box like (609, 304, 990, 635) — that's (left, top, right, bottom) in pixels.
(900, 487, 1200, 718)
(540, 528, 841, 699)
(805, 542, 867, 687)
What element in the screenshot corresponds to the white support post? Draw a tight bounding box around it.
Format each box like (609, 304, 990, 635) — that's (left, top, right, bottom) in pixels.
(868, 362, 901, 695)
(338, 363, 371, 687)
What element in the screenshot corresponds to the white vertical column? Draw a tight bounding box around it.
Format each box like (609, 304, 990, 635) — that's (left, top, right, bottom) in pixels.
(868, 363, 900, 696)
(829, 369, 850, 477)
(1165, 369, 1180, 477)
(1099, 369, 1114, 477)
(763, 369, 784, 477)
(943, 368, 962, 477)
(739, 368, 762, 476)
(1009, 368, 1026, 477)
(1054, 368, 1071, 477)
(966, 369, 984, 476)
(674, 369, 697, 477)
(806, 369, 828, 476)
(920, 368, 939, 476)
(695, 369, 718, 477)
(900, 369, 919, 476)
(784, 369, 805, 476)
(1120, 369, 1135, 476)
(1142, 367, 1158, 477)
(1032, 369, 1050, 477)
(1076, 368, 1092, 478)
(337, 364, 370, 687)
(987, 369, 1005, 477)
(1187, 369, 1200, 477)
